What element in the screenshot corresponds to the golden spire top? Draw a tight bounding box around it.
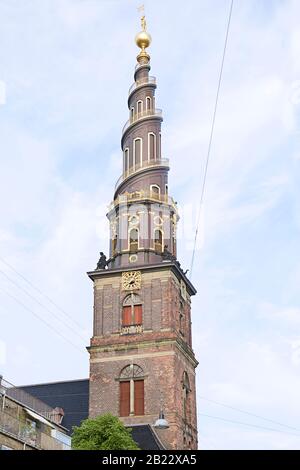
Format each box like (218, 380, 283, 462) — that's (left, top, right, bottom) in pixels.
(135, 6, 152, 65)
(141, 15, 147, 32)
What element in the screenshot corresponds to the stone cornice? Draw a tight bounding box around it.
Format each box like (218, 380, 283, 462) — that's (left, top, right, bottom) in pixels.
(87, 333, 198, 368)
(87, 261, 197, 296)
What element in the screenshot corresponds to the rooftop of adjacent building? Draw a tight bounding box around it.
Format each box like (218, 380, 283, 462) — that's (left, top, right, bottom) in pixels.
(18, 377, 164, 450)
(0, 375, 71, 450)
(18, 378, 89, 436)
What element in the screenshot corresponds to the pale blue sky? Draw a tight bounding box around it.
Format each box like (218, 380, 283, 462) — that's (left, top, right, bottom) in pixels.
(0, 0, 300, 450)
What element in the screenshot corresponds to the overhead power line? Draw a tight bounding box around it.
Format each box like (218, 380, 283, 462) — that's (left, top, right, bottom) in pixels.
(0, 286, 86, 356)
(0, 255, 86, 331)
(189, 0, 234, 277)
(198, 413, 300, 439)
(199, 396, 300, 433)
(0, 268, 88, 342)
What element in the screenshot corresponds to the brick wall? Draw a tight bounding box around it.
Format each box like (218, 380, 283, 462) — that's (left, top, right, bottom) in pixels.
(89, 266, 198, 449)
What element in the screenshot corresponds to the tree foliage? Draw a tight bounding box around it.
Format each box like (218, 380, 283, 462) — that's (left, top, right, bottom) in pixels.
(72, 413, 139, 450)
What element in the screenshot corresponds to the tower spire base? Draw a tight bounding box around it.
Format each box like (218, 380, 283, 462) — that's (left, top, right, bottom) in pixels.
(136, 50, 150, 66)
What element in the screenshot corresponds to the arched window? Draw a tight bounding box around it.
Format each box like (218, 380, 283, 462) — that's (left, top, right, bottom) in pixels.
(137, 100, 143, 115)
(159, 132, 162, 159)
(119, 364, 145, 417)
(129, 228, 139, 252)
(179, 301, 185, 336)
(133, 138, 142, 169)
(154, 229, 163, 253)
(122, 294, 143, 327)
(182, 372, 191, 423)
(124, 148, 129, 173)
(146, 96, 151, 111)
(150, 184, 160, 200)
(148, 133, 156, 161)
(173, 235, 177, 257)
(130, 107, 135, 122)
(112, 235, 118, 257)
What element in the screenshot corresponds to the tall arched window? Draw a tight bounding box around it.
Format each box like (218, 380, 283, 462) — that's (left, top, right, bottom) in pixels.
(182, 372, 191, 423)
(179, 301, 185, 336)
(130, 107, 135, 122)
(159, 132, 161, 159)
(146, 96, 151, 111)
(148, 133, 156, 161)
(122, 294, 142, 327)
(129, 228, 139, 252)
(112, 235, 118, 257)
(133, 138, 142, 169)
(150, 184, 160, 200)
(119, 364, 144, 417)
(137, 100, 143, 115)
(124, 148, 129, 173)
(154, 229, 163, 253)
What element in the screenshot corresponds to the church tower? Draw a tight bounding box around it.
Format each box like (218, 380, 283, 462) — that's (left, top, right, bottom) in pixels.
(87, 17, 198, 450)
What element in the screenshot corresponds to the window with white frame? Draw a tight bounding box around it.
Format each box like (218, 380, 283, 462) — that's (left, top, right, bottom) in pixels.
(133, 138, 142, 169)
(129, 228, 139, 252)
(137, 100, 143, 115)
(148, 132, 156, 161)
(119, 364, 145, 417)
(150, 184, 160, 200)
(146, 96, 151, 111)
(124, 148, 129, 172)
(154, 228, 163, 253)
(159, 132, 162, 159)
(130, 107, 135, 122)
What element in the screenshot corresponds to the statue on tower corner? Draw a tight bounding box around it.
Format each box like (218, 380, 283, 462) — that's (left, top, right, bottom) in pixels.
(96, 252, 107, 270)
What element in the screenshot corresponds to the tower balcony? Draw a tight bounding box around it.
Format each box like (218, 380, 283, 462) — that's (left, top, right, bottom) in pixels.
(122, 108, 162, 136)
(108, 187, 177, 213)
(128, 76, 156, 96)
(114, 158, 169, 192)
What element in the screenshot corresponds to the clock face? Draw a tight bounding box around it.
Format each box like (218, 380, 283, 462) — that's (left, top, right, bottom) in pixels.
(122, 271, 142, 291)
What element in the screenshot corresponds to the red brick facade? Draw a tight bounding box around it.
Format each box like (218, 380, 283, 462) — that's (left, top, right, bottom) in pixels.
(88, 265, 198, 450)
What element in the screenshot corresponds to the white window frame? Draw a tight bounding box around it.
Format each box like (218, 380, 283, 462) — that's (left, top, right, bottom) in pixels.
(136, 100, 143, 116)
(133, 138, 143, 170)
(124, 147, 129, 172)
(148, 132, 156, 161)
(119, 364, 145, 416)
(159, 132, 162, 159)
(150, 184, 161, 198)
(153, 228, 164, 252)
(130, 107, 135, 122)
(128, 227, 140, 251)
(146, 96, 151, 111)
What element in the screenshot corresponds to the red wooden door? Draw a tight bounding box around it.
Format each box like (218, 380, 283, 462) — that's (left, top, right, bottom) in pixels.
(134, 380, 144, 416)
(120, 381, 130, 417)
